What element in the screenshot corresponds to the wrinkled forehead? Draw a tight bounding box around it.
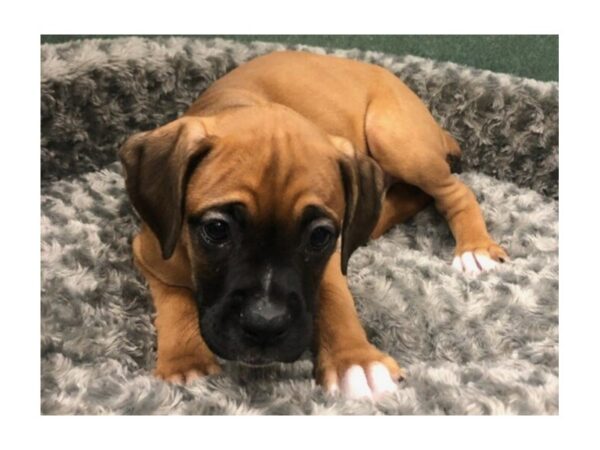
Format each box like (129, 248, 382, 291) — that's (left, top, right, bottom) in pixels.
(185, 138, 344, 224)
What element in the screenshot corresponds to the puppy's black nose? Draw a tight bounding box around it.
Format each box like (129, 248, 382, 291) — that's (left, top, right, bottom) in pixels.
(239, 299, 292, 342)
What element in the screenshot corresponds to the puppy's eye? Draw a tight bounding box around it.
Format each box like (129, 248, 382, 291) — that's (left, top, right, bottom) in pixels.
(309, 225, 333, 251)
(201, 219, 231, 245)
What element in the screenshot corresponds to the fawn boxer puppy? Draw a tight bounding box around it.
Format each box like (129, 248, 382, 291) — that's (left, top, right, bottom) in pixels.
(119, 51, 507, 399)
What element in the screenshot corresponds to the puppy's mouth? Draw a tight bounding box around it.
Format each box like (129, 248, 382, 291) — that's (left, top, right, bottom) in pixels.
(199, 302, 313, 366)
(212, 353, 280, 368)
(211, 343, 305, 366)
(237, 359, 281, 368)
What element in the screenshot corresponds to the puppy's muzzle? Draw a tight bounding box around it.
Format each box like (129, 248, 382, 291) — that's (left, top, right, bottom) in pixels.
(239, 297, 293, 343)
(199, 280, 312, 365)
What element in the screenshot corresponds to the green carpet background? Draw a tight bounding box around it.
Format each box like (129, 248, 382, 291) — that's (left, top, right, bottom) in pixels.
(41, 35, 558, 82)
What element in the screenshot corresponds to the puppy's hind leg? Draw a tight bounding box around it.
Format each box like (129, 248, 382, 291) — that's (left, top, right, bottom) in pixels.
(371, 182, 432, 239)
(365, 98, 508, 273)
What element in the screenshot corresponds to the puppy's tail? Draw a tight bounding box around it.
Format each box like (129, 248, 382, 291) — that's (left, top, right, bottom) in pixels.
(442, 130, 462, 158)
(442, 130, 462, 173)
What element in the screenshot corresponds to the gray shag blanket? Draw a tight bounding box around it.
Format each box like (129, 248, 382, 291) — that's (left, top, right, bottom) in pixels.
(41, 37, 558, 415)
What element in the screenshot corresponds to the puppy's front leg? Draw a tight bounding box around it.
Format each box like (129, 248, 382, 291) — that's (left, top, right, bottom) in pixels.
(141, 268, 221, 384)
(314, 252, 405, 399)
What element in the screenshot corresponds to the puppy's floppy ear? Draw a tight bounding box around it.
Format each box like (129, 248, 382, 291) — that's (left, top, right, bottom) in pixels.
(119, 117, 214, 260)
(337, 149, 385, 276)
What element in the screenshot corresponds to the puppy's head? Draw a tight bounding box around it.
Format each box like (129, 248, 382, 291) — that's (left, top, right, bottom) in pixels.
(119, 105, 384, 365)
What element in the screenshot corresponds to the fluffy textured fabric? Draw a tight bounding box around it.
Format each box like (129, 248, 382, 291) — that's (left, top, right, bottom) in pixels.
(41, 37, 558, 415)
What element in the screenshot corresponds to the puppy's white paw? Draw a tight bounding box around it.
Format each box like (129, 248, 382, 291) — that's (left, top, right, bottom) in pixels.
(334, 363, 399, 400)
(317, 346, 404, 400)
(452, 251, 499, 274)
